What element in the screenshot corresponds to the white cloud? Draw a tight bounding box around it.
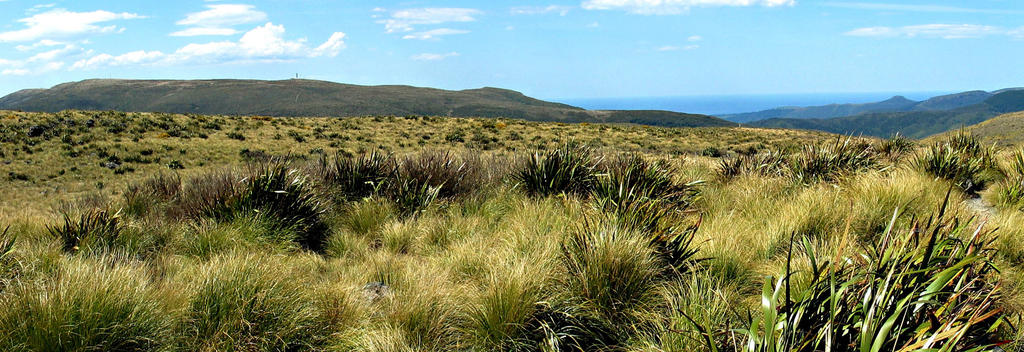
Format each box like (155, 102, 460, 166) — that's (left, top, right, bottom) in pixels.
(379, 8, 481, 33)
(170, 27, 240, 37)
(0, 8, 143, 42)
(172, 4, 267, 37)
(845, 24, 1004, 39)
(581, 0, 794, 14)
(823, 2, 1024, 15)
(511, 5, 572, 16)
(411, 52, 459, 61)
(15, 39, 64, 51)
(73, 22, 346, 69)
(26, 44, 80, 62)
(656, 44, 699, 51)
(2, 69, 31, 76)
(688, 35, 702, 42)
(402, 28, 469, 40)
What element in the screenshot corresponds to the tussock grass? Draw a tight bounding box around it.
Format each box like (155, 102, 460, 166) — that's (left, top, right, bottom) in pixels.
(2, 111, 1022, 351)
(916, 129, 997, 194)
(0, 258, 174, 352)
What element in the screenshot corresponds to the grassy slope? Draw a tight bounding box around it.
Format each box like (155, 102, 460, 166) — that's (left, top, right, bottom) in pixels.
(0, 110, 820, 216)
(0, 79, 737, 128)
(2, 110, 1022, 351)
(925, 111, 1024, 147)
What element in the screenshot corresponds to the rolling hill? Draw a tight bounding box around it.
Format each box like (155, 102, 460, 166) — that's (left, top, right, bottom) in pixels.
(720, 90, 1007, 123)
(0, 79, 736, 128)
(934, 111, 1024, 146)
(748, 90, 1024, 139)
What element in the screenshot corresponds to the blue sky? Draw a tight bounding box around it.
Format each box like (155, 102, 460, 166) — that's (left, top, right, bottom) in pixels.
(0, 0, 1021, 99)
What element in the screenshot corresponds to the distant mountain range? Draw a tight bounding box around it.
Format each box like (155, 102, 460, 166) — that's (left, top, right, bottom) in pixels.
(748, 90, 1024, 138)
(0, 79, 736, 128)
(719, 90, 1018, 123)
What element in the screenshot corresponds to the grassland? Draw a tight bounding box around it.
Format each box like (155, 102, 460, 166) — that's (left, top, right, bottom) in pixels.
(1, 110, 1022, 351)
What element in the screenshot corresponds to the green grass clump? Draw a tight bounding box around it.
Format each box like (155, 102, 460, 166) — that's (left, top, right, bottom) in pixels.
(875, 133, 915, 161)
(916, 130, 996, 194)
(562, 223, 660, 329)
(47, 209, 121, 254)
(185, 161, 329, 252)
(789, 137, 875, 183)
(183, 254, 331, 351)
(0, 259, 173, 352)
(312, 151, 395, 202)
(734, 202, 1003, 352)
(719, 149, 788, 180)
(992, 149, 1024, 209)
(515, 143, 598, 197)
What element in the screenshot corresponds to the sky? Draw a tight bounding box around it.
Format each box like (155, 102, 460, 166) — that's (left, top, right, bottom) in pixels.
(0, 0, 1021, 100)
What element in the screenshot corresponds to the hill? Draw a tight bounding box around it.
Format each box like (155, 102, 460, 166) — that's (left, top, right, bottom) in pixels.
(0, 79, 735, 128)
(719, 90, 1007, 123)
(748, 90, 1024, 138)
(935, 110, 1024, 146)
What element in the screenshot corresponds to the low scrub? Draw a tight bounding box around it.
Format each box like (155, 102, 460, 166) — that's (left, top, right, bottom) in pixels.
(789, 137, 875, 183)
(719, 150, 788, 180)
(916, 130, 996, 194)
(47, 209, 122, 254)
(727, 201, 1004, 351)
(311, 151, 395, 202)
(515, 143, 598, 197)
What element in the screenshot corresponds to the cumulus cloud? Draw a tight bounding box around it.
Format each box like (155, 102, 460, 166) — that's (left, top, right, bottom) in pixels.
(0, 8, 143, 42)
(688, 35, 702, 41)
(511, 5, 572, 16)
(171, 4, 267, 37)
(845, 24, 1005, 39)
(378, 8, 481, 33)
(73, 23, 346, 70)
(581, 0, 794, 14)
(411, 52, 459, 61)
(402, 28, 469, 40)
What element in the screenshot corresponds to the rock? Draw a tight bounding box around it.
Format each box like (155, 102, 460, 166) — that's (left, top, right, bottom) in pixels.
(27, 125, 45, 137)
(85, 119, 95, 127)
(102, 161, 121, 169)
(361, 281, 393, 303)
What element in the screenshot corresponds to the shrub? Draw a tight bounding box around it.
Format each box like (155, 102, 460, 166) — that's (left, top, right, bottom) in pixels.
(789, 137, 875, 183)
(396, 151, 482, 200)
(183, 255, 330, 351)
(47, 209, 121, 253)
(993, 149, 1024, 209)
(515, 143, 598, 197)
(719, 149, 788, 180)
(0, 260, 173, 351)
(123, 173, 181, 217)
(181, 161, 329, 252)
(875, 133, 915, 160)
(312, 151, 395, 202)
(915, 131, 995, 194)
(731, 201, 1004, 352)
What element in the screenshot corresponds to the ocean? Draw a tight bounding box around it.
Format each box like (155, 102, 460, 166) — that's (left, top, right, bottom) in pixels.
(556, 92, 952, 116)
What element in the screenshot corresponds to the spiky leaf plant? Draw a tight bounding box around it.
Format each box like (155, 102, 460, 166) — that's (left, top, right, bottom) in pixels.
(47, 209, 121, 253)
(515, 143, 598, 197)
(916, 131, 996, 194)
(731, 194, 1004, 352)
(789, 137, 875, 183)
(312, 151, 395, 202)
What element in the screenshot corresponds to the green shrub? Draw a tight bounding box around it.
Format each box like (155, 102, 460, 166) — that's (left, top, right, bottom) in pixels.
(719, 149, 788, 180)
(396, 151, 482, 200)
(0, 260, 173, 352)
(875, 133, 915, 160)
(789, 137, 875, 183)
(515, 143, 597, 197)
(312, 151, 395, 202)
(915, 131, 995, 194)
(47, 209, 121, 254)
(123, 172, 181, 217)
(732, 202, 1004, 352)
(183, 161, 329, 252)
(183, 255, 330, 351)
